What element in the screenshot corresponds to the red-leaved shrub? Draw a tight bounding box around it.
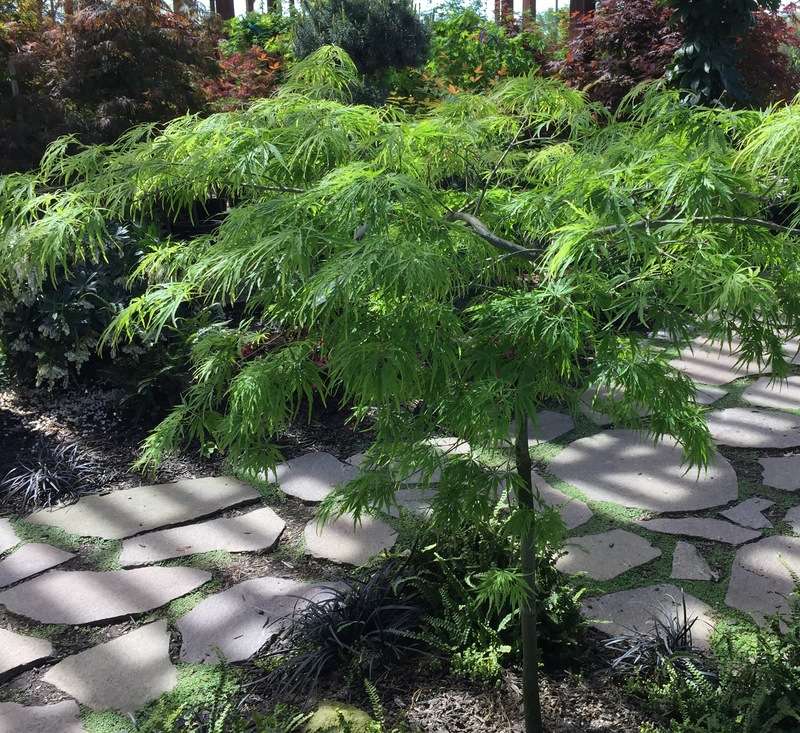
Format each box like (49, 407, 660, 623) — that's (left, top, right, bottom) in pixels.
(558, 0, 800, 109)
(203, 46, 284, 111)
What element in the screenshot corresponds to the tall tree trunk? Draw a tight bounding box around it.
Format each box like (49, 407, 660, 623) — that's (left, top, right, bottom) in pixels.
(522, 0, 535, 20)
(494, 0, 501, 23)
(246, 0, 255, 11)
(500, 0, 513, 25)
(514, 412, 543, 733)
(64, 0, 74, 15)
(216, 0, 235, 19)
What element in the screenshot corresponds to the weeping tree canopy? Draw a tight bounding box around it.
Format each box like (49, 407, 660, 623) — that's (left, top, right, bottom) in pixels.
(2, 47, 800, 522)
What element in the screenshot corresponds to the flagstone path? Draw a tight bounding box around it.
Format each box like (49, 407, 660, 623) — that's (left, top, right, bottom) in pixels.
(3, 334, 800, 727)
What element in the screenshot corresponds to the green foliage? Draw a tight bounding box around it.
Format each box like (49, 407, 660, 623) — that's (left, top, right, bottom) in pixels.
(220, 11, 294, 57)
(425, 8, 548, 91)
(633, 591, 800, 732)
(293, 0, 429, 85)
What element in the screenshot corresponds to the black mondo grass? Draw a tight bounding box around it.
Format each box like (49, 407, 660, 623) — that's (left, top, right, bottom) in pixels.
(602, 591, 711, 677)
(264, 559, 426, 696)
(1, 436, 97, 510)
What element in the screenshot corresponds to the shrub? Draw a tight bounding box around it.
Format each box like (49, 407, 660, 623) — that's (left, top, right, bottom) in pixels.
(1, 437, 96, 510)
(426, 7, 548, 91)
(556, 0, 681, 109)
(220, 11, 293, 57)
(560, 0, 800, 109)
(265, 559, 425, 694)
(203, 46, 284, 111)
(293, 0, 430, 79)
(632, 590, 800, 732)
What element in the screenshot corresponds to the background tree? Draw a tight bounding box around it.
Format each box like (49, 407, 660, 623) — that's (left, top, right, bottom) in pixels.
(4, 46, 800, 733)
(667, 0, 782, 103)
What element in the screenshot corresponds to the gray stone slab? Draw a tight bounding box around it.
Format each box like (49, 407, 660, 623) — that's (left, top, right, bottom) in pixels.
(743, 376, 800, 412)
(637, 517, 761, 545)
(671, 541, 715, 581)
(532, 472, 592, 530)
(0, 567, 211, 624)
(177, 576, 336, 663)
(582, 584, 715, 650)
(0, 544, 74, 588)
(266, 452, 357, 502)
(706, 408, 800, 448)
(512, 411, 575, 444)
(25, 476, 260, 540)
(548, 430, 738, 512)
(784, 337, 800, 365)
(669, 337, 767, 386)
(43, 621, 176, 712)
(0, 520, 19, 555)
(0, 701, 85, 733)
(556, 530, 661, 581)
(0, 628, 53, 681)
(579, 385, 650, 427)
(695, 384, 728, 405)
(720, 497, 774, 530)
(760, 456, 800, 491)
(119, 507, 285, 567)
(784, 505, 800, 532)
(304, 514, 397, 566)
(725, 535, 800, 625)
(388, 487, 439, 517)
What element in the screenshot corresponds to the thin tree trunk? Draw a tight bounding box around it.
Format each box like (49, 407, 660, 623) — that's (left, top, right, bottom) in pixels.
(215, 0, 235, 19)
(494, 0, 501, 23)
(514, 412, 543, 733)
(501, 0, 513, 24)
(246, 0, 255, 11)
(64, 0, 73, 15)
(522, 0, 535, 21)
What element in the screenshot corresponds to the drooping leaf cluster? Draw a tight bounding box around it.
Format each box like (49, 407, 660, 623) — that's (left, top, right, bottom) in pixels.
(2, 47, 800, 523)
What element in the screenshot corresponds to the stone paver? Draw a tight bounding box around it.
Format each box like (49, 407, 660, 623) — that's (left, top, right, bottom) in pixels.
(43, 621, 176, 712)
(0, 519, 19, 555)
(266, 452, 357, 502)
(0, 628, 53, 681)
(784, 337, 800, 365)
(512, 411, 575, 444)
(556, 530, 661, 581)
(0, 567, 211, 624)
(398, 437, 471, 485)
(760, 456, 800, 491)
(580, 384, 726, 426)
(637, 517, 761, 545)
(549, 430, 738, 512)
(719, 497, 774, 530)
(119, 507, 285, 567)
(0, 701, 85, 733)
(582, 584, 715, 650)
(669, 337, 767, 385)
(389, 487, 439, 517)
(178, 576, 336, 663)
(0, 544, 74, 588)
(304, 514, 397, 566)
(706, 408, 800, 448)
(25, 476, 260, 540)
(532, 472, 592, 530)
(671, 541, 715, 581)
(579, 385, 650, 427)
(743, 376, 800, 412)
(725, 535, 800, 625)
(784, 505, 800, 532)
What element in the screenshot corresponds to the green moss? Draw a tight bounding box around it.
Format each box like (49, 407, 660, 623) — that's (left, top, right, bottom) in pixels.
(160, 550, 234, 572)
(162, 579, 222, 622)
(81, 709, 133, 733)
(10, 519, 87, 552)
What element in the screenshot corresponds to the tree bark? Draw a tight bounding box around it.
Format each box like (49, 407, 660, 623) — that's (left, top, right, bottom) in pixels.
(501, 0, 513, 24)
(494, 0, 501, 23)
(515, 412, 543, 733)
(64, 0, 73, 15)
(246, 0, 255, 11)
(522, 0, 535, 21)
(215, 0, 235, 19)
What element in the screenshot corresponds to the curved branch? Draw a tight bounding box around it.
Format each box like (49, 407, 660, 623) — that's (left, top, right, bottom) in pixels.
(447, 211, 539, 262)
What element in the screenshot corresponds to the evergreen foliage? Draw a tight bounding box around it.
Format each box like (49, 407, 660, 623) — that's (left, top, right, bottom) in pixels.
(3, 46, 800, 730)
(293, 0, 429, 78)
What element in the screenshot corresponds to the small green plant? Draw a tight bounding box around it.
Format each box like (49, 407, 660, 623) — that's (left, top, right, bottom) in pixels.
(220, 11, 294, 57)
